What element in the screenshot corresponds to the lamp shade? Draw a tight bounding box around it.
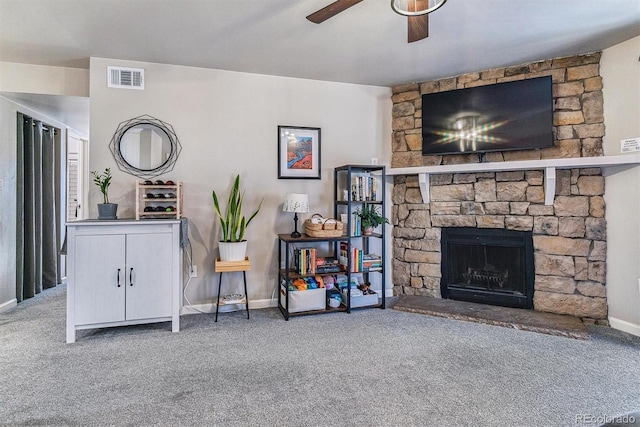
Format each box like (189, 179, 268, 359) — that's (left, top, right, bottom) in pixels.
(283, 193, 309, 213)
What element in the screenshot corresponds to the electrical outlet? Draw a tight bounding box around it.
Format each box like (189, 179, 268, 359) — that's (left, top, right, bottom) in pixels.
(0, 178, 3, 191)
(371, 157, 379, 165)
(189, 265, 198, 278)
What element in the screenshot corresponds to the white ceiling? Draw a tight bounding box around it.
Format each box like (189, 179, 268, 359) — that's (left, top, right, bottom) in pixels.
(0, 0, 638, 135)
(1, 0, 638, 87)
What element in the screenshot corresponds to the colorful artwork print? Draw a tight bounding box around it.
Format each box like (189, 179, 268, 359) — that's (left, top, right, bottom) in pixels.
(278, 125, 320, 179)
(286, 136, 313, 170)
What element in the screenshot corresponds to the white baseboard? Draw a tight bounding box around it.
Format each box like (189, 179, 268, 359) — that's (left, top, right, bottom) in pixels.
(609, 316, 640, 337)
(181, 290, 394, 316)
(181, 297, 277, 315)
(0, 298, 17, 313)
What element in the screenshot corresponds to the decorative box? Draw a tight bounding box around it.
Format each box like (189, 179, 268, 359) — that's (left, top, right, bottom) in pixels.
(280, 286, 326, 313)
(342, 289, 379, 308)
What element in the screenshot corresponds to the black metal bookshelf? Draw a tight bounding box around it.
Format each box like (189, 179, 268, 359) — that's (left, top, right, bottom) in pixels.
(276, 165, 386, 320)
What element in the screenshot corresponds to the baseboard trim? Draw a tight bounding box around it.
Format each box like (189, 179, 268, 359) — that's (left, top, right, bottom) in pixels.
(609, 316, 640, 337)
(181, 297, 277, 315)
(181, 291, 394, 315)
(0, 298, 17, 313)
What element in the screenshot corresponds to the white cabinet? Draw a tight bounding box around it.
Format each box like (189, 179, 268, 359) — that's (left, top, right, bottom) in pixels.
(66, 220, 182, 343)
(124, 233, 173, 320)
(74, 234, 126, 325)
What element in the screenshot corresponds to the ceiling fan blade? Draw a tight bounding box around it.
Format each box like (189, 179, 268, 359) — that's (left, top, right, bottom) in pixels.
(306, 0, 364, 24)
(408, 14, 429, 42)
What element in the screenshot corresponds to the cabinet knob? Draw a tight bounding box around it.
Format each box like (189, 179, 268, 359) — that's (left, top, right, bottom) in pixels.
(129, 268, 134, 286)
(117, 268, 121, 287)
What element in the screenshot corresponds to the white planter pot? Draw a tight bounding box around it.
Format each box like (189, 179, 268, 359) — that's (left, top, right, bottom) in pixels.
(219, 241, 247, 262)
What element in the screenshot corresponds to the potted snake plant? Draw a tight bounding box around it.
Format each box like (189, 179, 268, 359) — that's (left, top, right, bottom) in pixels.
(91, 168, 118, 220)
(212, 174, 263, 261)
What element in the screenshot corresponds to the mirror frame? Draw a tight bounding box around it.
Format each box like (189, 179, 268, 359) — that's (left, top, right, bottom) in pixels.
(109, 115, 182, 179)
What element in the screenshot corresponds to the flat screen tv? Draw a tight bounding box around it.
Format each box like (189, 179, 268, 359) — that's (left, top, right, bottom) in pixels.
(421, 76, 554, 156)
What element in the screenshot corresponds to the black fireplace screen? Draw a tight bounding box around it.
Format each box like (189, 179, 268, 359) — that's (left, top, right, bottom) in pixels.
(441, 228, 534, 309)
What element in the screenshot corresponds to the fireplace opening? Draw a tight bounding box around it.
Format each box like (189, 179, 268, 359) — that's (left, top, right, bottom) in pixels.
(440, 228, 534, 309)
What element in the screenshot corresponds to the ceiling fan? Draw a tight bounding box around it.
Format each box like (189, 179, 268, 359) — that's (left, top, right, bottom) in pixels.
(306, 0, 447, 43)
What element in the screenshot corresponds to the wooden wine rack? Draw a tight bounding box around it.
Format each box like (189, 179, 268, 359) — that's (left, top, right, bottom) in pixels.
(135, 181, 183, 220)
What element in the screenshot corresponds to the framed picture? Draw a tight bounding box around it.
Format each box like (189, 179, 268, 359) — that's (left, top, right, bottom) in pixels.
(278, 125, 321, 179)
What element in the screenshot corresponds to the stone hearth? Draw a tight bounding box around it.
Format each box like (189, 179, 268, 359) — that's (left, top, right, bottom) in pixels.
(392, 295, 588, 339)
(390, 52, 609, 323)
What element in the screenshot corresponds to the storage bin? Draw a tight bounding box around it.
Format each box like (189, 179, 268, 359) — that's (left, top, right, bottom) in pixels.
(280, 286, 326, 313)
(342, 289, 379, 308)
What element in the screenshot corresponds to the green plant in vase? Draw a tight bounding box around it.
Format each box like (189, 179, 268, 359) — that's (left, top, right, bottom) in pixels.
(355, 204, 389, 236)
(91, 168, 118, 219)
(91, 168, 112, 204)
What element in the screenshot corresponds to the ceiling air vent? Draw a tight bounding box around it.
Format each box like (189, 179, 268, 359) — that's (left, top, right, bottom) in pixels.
(107, 66, 144, 90)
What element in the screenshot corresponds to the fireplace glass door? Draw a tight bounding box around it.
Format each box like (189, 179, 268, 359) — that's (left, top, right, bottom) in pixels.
(441, 228, 534, 309)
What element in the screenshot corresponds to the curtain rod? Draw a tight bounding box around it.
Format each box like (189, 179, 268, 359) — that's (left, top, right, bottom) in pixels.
(27, 120, 59, 134)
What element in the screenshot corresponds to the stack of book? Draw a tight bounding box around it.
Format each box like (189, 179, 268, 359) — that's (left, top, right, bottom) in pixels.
(222, 294, 244, 304)
(316, 256, 342, 274)
(362, 253, 382, 272)
(295, 251, 345, 275)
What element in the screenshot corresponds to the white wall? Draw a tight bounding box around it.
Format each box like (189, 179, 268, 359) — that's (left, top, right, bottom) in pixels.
(601, 35, 640, 336)
(0, 62, 89, 96)
(0, 96, 19, 311)
(89, 57, 392, 308)
(0, 95, 72, 312)
(0, 61, 89, 311)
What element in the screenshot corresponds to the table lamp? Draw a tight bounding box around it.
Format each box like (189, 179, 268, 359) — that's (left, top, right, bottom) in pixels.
(283, 193, 309, 238)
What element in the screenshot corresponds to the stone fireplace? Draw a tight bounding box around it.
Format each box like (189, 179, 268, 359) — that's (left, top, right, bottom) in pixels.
(390, 52, 609, 324)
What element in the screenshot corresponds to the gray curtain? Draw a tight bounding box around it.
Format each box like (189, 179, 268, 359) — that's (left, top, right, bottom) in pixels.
(16, 113, 60, 302)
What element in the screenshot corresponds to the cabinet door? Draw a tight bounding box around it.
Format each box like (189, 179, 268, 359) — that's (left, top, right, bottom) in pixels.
(125, 232, 173, 320)
(74, 234, 126, 325)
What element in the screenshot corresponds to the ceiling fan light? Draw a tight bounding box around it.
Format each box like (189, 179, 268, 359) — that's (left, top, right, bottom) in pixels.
(391, 0, 447, 16)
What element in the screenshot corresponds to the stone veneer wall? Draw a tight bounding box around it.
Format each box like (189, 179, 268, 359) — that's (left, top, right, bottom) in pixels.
(391, 52, 609, 323)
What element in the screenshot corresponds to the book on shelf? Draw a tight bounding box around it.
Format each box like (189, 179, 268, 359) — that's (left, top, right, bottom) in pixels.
(339, 242, 364, 273)
(339, 245, 382, 273)
(294, 248, 317, 275)
(350, 172, 377, 202)
(350, 212, 361, 237)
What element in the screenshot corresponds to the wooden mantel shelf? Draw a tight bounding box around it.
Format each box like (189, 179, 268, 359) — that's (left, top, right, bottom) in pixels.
(387, 154, 640, 205)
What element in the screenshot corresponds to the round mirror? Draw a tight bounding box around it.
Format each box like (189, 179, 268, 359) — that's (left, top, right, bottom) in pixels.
(109, 115, 182, 179)
(119, 124, 173, 171)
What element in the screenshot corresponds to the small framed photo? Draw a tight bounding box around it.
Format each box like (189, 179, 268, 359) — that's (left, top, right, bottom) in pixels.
(278, 125, 321, 179)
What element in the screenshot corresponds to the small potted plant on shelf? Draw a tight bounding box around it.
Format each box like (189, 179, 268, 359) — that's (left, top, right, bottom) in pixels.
(212, 174, 263, 261)
(355, 204, 389, 236)
(91, 167, 118, 220)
